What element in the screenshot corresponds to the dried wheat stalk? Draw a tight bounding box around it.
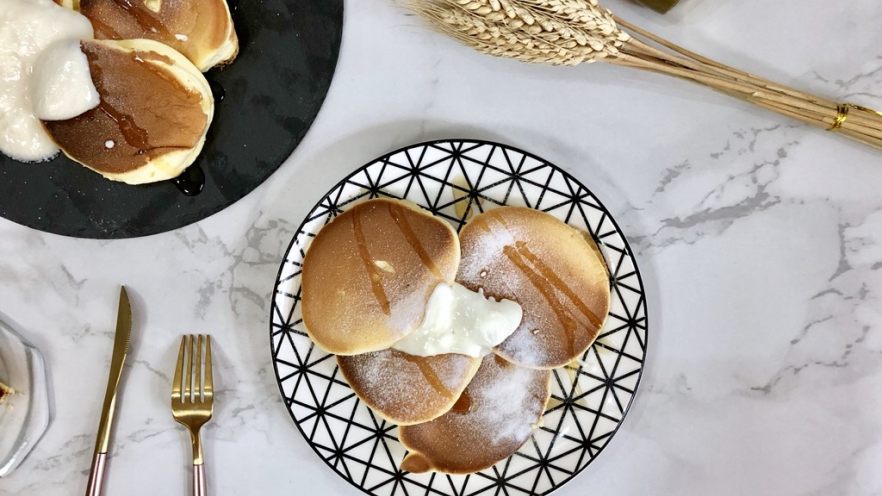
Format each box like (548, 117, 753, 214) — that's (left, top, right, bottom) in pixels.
(405, 0, 882, 150)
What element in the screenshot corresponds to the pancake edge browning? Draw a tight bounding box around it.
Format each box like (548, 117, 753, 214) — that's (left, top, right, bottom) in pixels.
(302, 199, 460, 355)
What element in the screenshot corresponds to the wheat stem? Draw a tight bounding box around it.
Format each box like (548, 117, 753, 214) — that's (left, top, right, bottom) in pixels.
(614, 17, 838, 107)
(405, 0, 882, 150)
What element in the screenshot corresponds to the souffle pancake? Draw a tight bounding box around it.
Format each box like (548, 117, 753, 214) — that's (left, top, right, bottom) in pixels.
(42, 39, 213, 184)
(399, 354, 551, 474)
(299, 200, 611, 474)
(74, 0, 239, 71)
(301, 199, 460, 355)
(337, 350, 481, 425)
(457, 207, 611, 369)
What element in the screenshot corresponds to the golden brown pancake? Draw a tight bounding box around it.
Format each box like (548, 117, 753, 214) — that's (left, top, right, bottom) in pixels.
(43, 39, 213, 184)
(337, 350, 481, 425)
(457, 207, 611, 369)
(399, 355, 551, 474)
(301, 199, 460, 355)
(77, 0, 238, 71)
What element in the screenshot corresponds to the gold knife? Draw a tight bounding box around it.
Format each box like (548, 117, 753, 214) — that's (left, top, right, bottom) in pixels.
(85, 287, 132, 496)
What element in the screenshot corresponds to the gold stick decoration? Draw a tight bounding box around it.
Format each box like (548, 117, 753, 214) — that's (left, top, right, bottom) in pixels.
(404, 0, 882, 150)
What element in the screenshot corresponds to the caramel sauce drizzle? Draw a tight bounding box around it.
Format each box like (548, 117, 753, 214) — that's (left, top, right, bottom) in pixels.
(399, 353, 453, 399)
(346, 202, 447, 320)
(88, 60, 152, 153)
(97, 101, 151, 153)
(88, 50, 197, 154)
(514, 241, 604, 329)
(477, 210, 605, 357)
(450, 391, 472, 414)
(86, 15, 123, 39)
(352, 210, 391, 315)
(503, 244, 578, 357)
(115, 0, 172, 37)
(387, 203, 444, 280)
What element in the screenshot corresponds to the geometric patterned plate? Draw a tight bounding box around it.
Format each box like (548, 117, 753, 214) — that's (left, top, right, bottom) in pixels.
(270, 140, 648, 495)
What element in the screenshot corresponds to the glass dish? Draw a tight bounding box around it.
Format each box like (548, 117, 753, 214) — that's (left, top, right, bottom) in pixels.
(0, 316, 53, 478)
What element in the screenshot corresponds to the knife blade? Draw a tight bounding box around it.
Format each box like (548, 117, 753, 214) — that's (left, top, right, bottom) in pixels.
(85, 287, 132, 496)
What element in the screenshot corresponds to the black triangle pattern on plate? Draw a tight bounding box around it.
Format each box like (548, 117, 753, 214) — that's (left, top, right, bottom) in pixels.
(270, 140, 648, 496)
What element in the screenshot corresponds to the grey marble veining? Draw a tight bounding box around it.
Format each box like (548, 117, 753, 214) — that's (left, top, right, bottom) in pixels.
(1, 0, 881, 494)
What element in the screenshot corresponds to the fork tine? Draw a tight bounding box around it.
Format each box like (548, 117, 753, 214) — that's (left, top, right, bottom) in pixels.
(184, 335, 194, 402)
(204, 335, 213, 400)
(172, 335, 185, 400)
(195, 334, 203, 402)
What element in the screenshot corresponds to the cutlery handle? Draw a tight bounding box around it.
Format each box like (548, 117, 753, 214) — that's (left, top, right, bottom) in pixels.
(84, 452, 107, 496)
(193, 464, 206, 496)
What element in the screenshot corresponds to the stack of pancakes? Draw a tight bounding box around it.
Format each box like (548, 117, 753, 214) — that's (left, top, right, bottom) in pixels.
(302, 199, 611, 474)
(45, 0, 238, 184)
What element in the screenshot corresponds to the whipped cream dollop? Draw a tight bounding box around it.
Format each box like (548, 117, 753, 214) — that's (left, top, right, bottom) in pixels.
(32, 39, 101, 121)
(393, 283, 523, 358)
(0, 0, 98, 162)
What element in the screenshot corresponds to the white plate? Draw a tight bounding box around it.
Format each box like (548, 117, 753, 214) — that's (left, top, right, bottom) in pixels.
(270, 140, 648, 495)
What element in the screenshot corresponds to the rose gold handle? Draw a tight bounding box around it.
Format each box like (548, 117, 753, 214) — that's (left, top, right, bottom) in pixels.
(84, 452, 107, 496)
(193, 464, 206, 496)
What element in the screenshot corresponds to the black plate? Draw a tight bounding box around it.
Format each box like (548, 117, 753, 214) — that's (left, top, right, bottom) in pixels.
(0, 0, 343, 239)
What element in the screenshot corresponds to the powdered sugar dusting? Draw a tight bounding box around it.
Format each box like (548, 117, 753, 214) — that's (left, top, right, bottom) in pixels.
(338, 349, 478, 424)
(469, 357, 549, 445)
(399, 354, 551, 473)
(457, 207, 610, 368)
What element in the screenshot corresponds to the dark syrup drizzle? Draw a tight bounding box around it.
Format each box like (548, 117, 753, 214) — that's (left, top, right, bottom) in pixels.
(209, 80, 226, 103)
(172, 80, 223, 196)
(173, 164, 205, 196)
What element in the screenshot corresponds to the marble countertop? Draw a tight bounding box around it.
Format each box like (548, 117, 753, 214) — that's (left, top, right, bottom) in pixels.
(2, 0, 881, 494)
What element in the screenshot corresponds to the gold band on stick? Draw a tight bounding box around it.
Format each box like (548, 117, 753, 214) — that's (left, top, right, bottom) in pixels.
(829, 103, 882, 132)
(829, 104, 849, 131)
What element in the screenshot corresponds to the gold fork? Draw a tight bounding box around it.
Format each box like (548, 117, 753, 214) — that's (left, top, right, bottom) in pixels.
(172, 335, 214, 496)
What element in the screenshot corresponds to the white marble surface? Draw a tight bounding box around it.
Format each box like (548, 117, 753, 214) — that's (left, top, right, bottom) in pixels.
(2, 0, 882, 494)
